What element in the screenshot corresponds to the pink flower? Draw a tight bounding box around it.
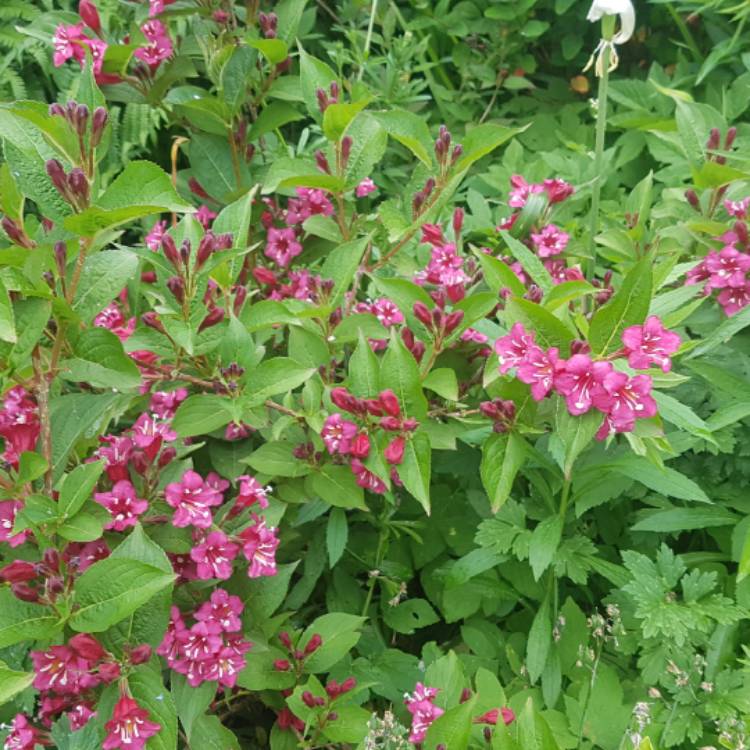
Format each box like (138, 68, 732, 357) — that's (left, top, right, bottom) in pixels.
(3, 714, 48, 750)
(64, 540, 110, 573)
(474, 707, 515, 726)
(145, 220, 167, 251)
(210, 647, 247, 688)
(554, 355, 613, 415)
(149, 388, 188, 419)
(405, 684, 444, 744)
(461, 328, 488, 344)
(508, 175, 543, 208)
(94, 480, 148, 532)
(194, 589, 243, 633)
(516, 346, 561, 401)
(718, 282, 750, 316)
(94, 303, 135, 341)
(621, 316, 681, 372)
(285, 188, 334, 225)
(725, 197, 750, 219)
(177, 620, 224, 662)
(68, 703, 97, 731)
(102, 696, 160, 750)
(53, 24, 86, 67)
(239, 514, 280, 578)
(543, 178, 574, 204)
(351, 459, 387, 494)
(704, 247, 750, 290)
(190, 531, 240, 580)
(494, 323, 537, 374)
(371, 298, 403, 327)
(544, 260, 584, 284)
(423, 244, 468, 288)
(131, 413, 176, 461)
(233, 475, 271, 513)
(265, 227, 302, 268)
(531, 224, 569, 258)
(355, 178, 377, 197)
(0, 387, 40, 467)
(149, 0, 175, 16)
(94, 435, 134, 483)
(156, 607, 187, 661)
(0, 501, 31, 548)
(224, 422, 252, 441)
(195, 205, 217, 229)
(685, 259, 711, 287)
(321, 414, 358, 455)
(134, 21, 173, 68)
(164, 470, 224, 528)
(31, 646, 96, 695)
(592, 372, 657, 439)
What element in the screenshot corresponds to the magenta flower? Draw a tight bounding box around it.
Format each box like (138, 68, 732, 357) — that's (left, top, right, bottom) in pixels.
(543, 178, 574, 204)
(508, 175, 543, 208)
(725, 197, 750, 219)
(134, 21, 173, 68)
(404, 683, 444, 744)
(285, 188, 334, 224)
(321, 413, 358, 455)
(0, 387, 40, 468)
(233, 475, 271, 513)
(156, 607, 188, 661)
(94, 303, 135, 342)
(149, 388, 188, 419)
(94, 480, 148, 532)
(531, 224, 569, 258)
(351, 459, 387, 494)
(494, 323, 537, 374)
(210, 647, 247, 688)
(145, 220, 167, 251)
(371, 298, 404, 327)
(31, 646, 96, 695)
(239, 514, 280, 578)
(194, 205, 217, 229)
(554, 355, 613, 415)
(0, 500, 31, 548)
(265, 227, 302, 268)
(190, 531, 240, 580)
(94, 435, 134, 483)
(52, 24, 86, 67)
(621, 316, 681, 372)
(177, 620, 224, 662)
(355, 178, 377, 197)
(164, 470, 224, 528)
(704, 247, 750, 290)
(718, 282, 750, 316)
(194, 589, 243, 633)
(592, 372, 657, 439)
(544, 259, 584, 284)
(461, 327, 489, 344)
(3, 714, 47, 750)
(423, 244, 468, 288)
(149, 0, 175, 15)
(68, 703, 97, 731)
(102, 696, 160, 750)
(685, 259, 711, 287)
(131, 413, 176, 458)
(224, 422, 252, 441)
(516, 346, 562, 401)
(64, 540, 110, 573)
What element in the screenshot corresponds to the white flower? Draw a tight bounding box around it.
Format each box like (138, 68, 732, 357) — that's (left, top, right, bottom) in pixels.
(586, 0, 635, 43)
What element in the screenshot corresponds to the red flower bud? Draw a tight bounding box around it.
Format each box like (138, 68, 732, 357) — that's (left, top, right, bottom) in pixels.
(412, 302, 433, 327)
(444, 310, 464, 334)
(330, 387, 359, 414)
(97, 662, 121, 682)
(379, 416, 401, 431)
(79, 0, 101, 33)
(129, 644, 152, 664)
(302, 691, 317, 708)
(340, 677, 356, 693)
(167, 276, 185, 303)
(474, 707, 515, 726)
(707, 127, 720, 151)
(196, 232, 215, 268)
(273, 659, 291, 671)
(384, 436, 405, 465)
(198, 306, 225, 332)
(69, 633, 105, 661)
(362, 398, 384, 417)
(0, 560, 37, 583)
(341, 136, 352, 166)
(188, 178, 210, 200)
(304, 633, 322, 654)
(315, 150, 331, 174)
(325, 679, 340, 697)
(401, 418, 418, 431)
(316, 88, 329, 113)
(350, 431, 371, 459)
(726, 126, 737, 150)
(378, 389, 400, 417)
(279, 631, 292, 649)
(452, 207, 464, 236)
(11, 583, 39, 602)
(91, 107, 108, 147)
(141, 311, 165, 333)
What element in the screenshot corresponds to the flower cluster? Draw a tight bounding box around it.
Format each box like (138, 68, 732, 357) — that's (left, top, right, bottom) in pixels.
(0, 387, 40, 469)
(157, 590, 251, 688)
(322, 388, 417, 493)
(495, 316, 680, 439)
(103, 695, 161, 750)
(686, 202, 750, 316)
(404, 683, 444, 743)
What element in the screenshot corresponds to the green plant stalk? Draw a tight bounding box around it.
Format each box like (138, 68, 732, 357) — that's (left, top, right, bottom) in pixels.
(586, 17, 616, 281)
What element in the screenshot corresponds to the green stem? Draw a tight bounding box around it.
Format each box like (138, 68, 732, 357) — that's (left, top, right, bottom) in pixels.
(358, 0, 379, 81)
(665, 3, 702, 62)
(361, 528, 387, 618)
(586, 44, 611, 281)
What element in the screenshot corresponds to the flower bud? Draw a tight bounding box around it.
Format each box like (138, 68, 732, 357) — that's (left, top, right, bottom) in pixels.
(179, 240, 191, 265)
(53, 241, 68, 277)
(42, 549, 60, 572)
(452, 207, 464, 236)
(379, 416, 401, 431)
(79, 0, 101, 33)
(196, 232, 215, 268)
(329, 81, 339, 101)
(67, 168, 89, 204)
(350, 431, 371, 459)
(129, 644, 152, 664)
(69, 633, 105, 661)
(734, 221, 748, 248)
(91, 107, 108, 146)
(161, 234, 180, 268)
(685, 189, 700, 211)
(706, 127, 720, 151)
(166, 276, 185, 303)
(279, 631, 292, 649)
(142, 311, 165, 333)
(11, 583, 39, 602)
(49, 102, 66, 117)
(273, 659, 291, 671)
(725, 126, 737, 150)
(0, 560, 37, 583)
(384, 436, 405, 465)
(423, 177, 435, 196)
(302, 691, 316, 708)
(378, 389, 400, 417)
(304, 633, 323, 654)
(46, 159, 69, 197)
(327, 711, 338, 720)
(1, 217, 33, 249)
(198, 306, 225, 332)
(460, 688, 472, 703)
(341, 136, 352, 166)
(316, 88, 329, 113)
(331, 387, 359, 413)
(253, 266, 277, 286)
(340, 677, 356, 693)
(315, 150, 331, 174)
(74, 104, 90, 137)
(188, 178, 210, 200)
(450, 144, 463, 165)
(412, 301, 433, 327)
(97, 662, 121, 682)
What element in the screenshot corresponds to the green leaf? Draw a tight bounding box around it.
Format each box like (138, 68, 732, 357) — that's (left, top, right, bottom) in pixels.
(298, 46, 337, 121)
(57, 510, 106, 543)
(221, 46, 256, 114)
(57, 460, 104, 519)
(498, 230, 553, 294)
(0, 660, 34, 705)
(125, 662, 178, 750)
(588, 257, 653, 356)
(738, 524, 750, 583)
(189, 133, 249, 201)
(454, 124, 524, 172)
(481, 432, 526, 512)
(424, 699, 476, 750)
(300, 613, 365, 672)
(383, 598, 440, 635)
(348, 331, 380, 398)
(504, 297, 575, 353)
(604, 455, 710, 503)
(245, 358, 316, 405)
(526, 592, 551, 683)
(474, 250, 526, 298)
(310, 464, 366, 509)
(245, 441, 312, 478)
(423, 368, 459, 401)
(543, 280, 598, 311)
(172, 394, 235, 437)
(17, 452, 48, 484)
(0, 279, 16, 344)
(65, 161, 193, 235)
(653, 391, 715, 444)
(70, 558, 175, 632)
(380, 331, 428, 420)
(632, 507, 738, 532)
(0, 589, 60, 648)
(189, 715, 240, 750)
(320, 237, 369, 306)
(323, 99, 371, 141)
(63, 328, 142, 391)
(249, 101, 305, 140)
(373, 109, 433, 167)
(399, 431, 432, 514)
(553, 403, 601, 479)
(171, 673, 216, 741)
(72, 248, 139, 324)
(248, 37, 289, 64)
(343, 113, 387, 186)
(686, 304, 750, 359)
(529, 516, 563, 580)
(326, 508, 348, 567)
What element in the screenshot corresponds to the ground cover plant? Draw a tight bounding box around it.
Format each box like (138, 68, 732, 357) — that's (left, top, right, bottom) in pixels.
(0, 0, 749, 748)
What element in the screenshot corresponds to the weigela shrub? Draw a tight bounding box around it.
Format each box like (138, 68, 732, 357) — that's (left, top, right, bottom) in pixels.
(0, 1, 749, 749)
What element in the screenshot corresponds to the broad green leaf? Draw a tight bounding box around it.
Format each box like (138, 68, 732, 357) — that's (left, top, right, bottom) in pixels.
(553, 403, 601, 479)
(588, 257, 653, 356)
(423, 368, 459, 401)
(424, 696, 477, 750)
(70, 558, 175, 632)
(249, 101, 304, 140)
(529, 515, 563, 580)
(474, 249, 526, 298)
(379, 331, 428, 419)
(300, 612, 365, 672)
(543, 280, 598, 311)
(604, 455, 710, 503)
(504, 297, 575, 353)
(480, 432, 526, 512)
(57, 460, 104, 519)
(373, 109, 433, 167)
(248, 38, 289, 64)
(189, 715, 240, 750)
(498, 230, 553, 294)
(686, 304, 750, 359)
(171, 673, 216, 741)
(62, 328, 142, 391)
(310, 464, 366, 510)
(326, 508, 348, 567)
(454, 124, 524, 172)
(399, 431, 432, 514)
(245, 441, 312, 478)
(72, 248, 139, 324)
(383, 598, 440, 635)
(245, 358, 316, 405)
(323, 99, 371, 141)
(0, 279, 16, 343)
(526, 592, 551, 683)
(0, 660, 34, 705)
(348, 331, 380, 397)
(298, 46, 337, 121)
(172, 394, 235, 437)
(221, 46, 256, 113)
(125, 662, 178, 750)
(631, 507, 738, 532)
(0, 589, 60, 648)
(321, 237, 369, 306)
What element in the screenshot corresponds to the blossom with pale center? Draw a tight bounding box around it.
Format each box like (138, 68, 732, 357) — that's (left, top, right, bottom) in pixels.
(621, 316, 681, 372)
(94, 480, 148, 532)
(102, 696, 160, 750)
